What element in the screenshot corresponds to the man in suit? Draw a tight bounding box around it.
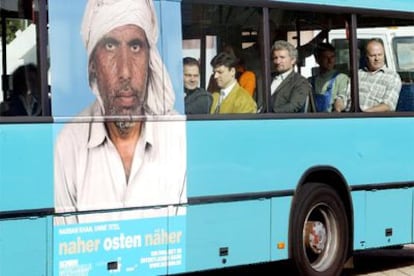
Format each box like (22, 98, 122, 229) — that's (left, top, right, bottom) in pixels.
(209, 52, 257, 114)
(270, 40, 311, 112)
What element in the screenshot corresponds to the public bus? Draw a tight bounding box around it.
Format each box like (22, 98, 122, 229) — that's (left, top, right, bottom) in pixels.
(0, 0, 413, 275)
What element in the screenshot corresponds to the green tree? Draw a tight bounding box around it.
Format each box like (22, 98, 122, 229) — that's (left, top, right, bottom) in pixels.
(0, 19, 27, 44)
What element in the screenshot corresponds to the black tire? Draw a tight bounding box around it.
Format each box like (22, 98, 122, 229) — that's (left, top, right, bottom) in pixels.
(290, 182, 349, 276)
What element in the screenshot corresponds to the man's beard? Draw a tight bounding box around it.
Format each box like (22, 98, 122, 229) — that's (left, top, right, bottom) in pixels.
(114, 120, 136, 134)
(108, 102, 145, 134)
(107, 102, 145, 117)
(103, 83, 146, 115)
(103, 86, 146, 133)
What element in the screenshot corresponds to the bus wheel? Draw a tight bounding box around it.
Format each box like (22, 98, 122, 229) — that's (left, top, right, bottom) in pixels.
(290, 182, 349, 276)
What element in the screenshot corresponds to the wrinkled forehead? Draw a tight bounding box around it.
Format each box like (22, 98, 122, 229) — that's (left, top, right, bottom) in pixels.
(89, 26, 148, 62)
(98, 24, 148, 43)
(81, 0, 157, 57)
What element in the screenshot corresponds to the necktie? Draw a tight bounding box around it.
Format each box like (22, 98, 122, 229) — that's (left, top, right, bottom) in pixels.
(214, 91, 225, 114)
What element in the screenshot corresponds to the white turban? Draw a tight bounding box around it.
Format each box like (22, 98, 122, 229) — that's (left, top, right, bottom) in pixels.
(80, 0, 175, 115)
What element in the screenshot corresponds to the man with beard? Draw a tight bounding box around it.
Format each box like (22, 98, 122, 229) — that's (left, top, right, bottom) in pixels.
(270, 40, 312, 113)
(54, 0, 186, 224)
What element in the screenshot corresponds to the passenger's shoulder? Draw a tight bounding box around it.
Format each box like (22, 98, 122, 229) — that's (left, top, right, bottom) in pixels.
(236, 85, 253, 98)
(337, 72, 349, 80)
(385, 68, 401, 77)
(196, 87, 211, 96)
(242, 70, 256, 78)
(293, 72, 311, 83)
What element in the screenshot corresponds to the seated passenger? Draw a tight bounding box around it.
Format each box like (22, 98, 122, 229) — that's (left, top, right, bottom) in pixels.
(183, 57, 212, 114)
(209, 52, 257, 114)
(236, 58, 256, 97)
(270, 40, 311, 112)
(309, 43, 349, 112)
(208, 45, 257, 98)
(2, 63, 41, 116)
(343, 38, 401, 112)
(207, 43, 235, 94)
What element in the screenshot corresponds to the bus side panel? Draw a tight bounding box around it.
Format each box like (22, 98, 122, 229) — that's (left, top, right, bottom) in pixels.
(0, 124, 53, 212)
(187, 118, 414, 198)
(48, 0, 93, 117)
(53, 216, 187, 275)
(365, 188, 412, 248)
(0, 216, 52, 275)
(348, 189, 412, 251)
(158, 0, 185, 113)
(351, 191, 367, 250)
(186, 120, 298, 197)
(270, 196, 291, 261)
(412, 188, 414, 244)
(186, 200, 271, 272)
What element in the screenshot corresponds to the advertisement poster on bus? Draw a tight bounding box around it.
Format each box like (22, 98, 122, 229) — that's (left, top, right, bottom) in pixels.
(49, 0, 186, 274)
(54, 216, 185, 275)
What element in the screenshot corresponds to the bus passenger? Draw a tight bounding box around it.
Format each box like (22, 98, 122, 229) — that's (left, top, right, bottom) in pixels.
(236, 58, 256, 97)
(54, 0, 186, 224)
(344, 38, 401, 112)
(309, 43, 349, 112)
(270, 40, 311, 112)
(208, 44, 256, 98)
(2, 64, 41, 116)
(183, 57, 212, 114)
(209, 52, 257, 114)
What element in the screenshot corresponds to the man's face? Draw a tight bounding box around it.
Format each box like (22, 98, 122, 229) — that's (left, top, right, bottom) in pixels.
(183, 64, 200, 90)
(366, 41, 385, 72)
(213, 65, 235, 89)
(317, 50, 336, 72)
(91, 24, 149, 116)
(272, 49, 295, 74)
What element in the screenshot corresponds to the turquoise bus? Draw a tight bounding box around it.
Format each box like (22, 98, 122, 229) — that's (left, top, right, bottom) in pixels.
(0, 0, 413, 275)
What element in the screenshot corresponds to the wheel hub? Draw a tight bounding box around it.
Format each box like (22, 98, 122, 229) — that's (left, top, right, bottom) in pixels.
(305, 221, 327, 254)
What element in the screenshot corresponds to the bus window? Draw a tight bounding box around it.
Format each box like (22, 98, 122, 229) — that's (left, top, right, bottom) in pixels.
(394, 35, 414, 111)
(354, 17, 414, 112)
(393, 36, 414, 80)
(183, 3, 356, 114)
(0, 0, 50, 117)
(182, 37, 217, 90)
(268, 7, 351, 113)
(181, 3, 263, 113)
